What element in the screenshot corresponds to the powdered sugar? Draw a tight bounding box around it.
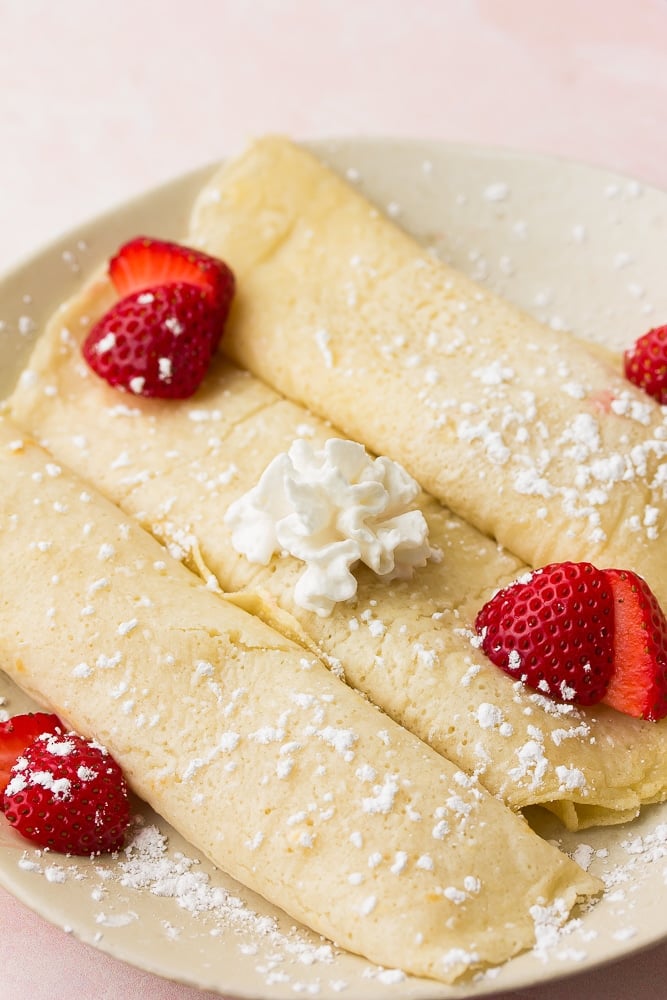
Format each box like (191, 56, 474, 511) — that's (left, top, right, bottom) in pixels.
(11, 819, 431, 995)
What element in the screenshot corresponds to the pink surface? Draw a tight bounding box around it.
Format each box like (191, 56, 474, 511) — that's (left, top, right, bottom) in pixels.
(2, 1, 667, 997)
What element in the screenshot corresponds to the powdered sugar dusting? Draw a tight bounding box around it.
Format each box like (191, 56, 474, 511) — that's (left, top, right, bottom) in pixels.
(14, 821, 355, 993)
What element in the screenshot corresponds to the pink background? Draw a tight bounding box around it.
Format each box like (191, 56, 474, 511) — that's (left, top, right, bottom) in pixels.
(2, 1, 667, 997)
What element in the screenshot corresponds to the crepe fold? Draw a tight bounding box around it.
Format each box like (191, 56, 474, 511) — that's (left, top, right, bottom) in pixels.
(9, 278, 667, 831)
(188, 136, 667, 614)
(0, 416, 600, 981)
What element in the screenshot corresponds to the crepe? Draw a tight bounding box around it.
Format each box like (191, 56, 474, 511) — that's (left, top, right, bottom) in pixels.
(0, 416, 601, 981)
(9, 276, 667, 831)
(188, 136, 667, 614)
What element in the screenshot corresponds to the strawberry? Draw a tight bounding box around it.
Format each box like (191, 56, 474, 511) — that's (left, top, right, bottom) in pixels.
(624, 324, 667, 404)
(82, 282, 223, 399)
(3, 730, 131, 855)
(109, 236, 235, 324)
(83, 237, 236, 399)
(475, 562, 615, 705)
(0, 712, 62, 803)
(602, 569, 667, 721)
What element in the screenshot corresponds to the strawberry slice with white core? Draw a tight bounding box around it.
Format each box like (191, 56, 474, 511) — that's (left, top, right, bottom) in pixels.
(602, 569, 667, 721)
(476, 561, 667, 721)
(109, 236, 235, 322)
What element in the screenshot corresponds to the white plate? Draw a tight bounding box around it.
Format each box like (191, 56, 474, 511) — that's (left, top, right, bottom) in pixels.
(1, 139, 667, 999)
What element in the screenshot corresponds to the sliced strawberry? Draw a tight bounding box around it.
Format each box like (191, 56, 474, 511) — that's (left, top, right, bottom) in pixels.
(475, 562, 615, 705)
(624, 324, 667, 404)
(82, 282, 222, 399)
(109, 236, 235, 322)
(602, 569, 667, 721)
(3, 730, 131, 855)
(0, 712, 61, 803)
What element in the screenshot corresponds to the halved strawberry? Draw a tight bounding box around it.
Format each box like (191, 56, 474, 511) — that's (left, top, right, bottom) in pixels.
(83, 282, 223, 399)
(3, 730, 130, 855)
(109, 236, 235, 322)
(602, 569, 667, 721)
(624, 324, 667, 404)
(0, 712, 62, 803)
(475, 562, 615, 705)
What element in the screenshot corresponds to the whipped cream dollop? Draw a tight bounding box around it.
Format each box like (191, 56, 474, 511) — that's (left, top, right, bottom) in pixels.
(225, 438, 434, 616)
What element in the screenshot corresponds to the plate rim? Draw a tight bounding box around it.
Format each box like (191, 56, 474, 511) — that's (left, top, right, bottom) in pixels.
(3, 134, 667, 293)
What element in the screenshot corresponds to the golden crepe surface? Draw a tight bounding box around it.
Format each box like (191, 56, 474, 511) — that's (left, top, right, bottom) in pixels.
(0, 416, 599, 982)
(8, 276, 667, 831)
(189, 136, 667, 614)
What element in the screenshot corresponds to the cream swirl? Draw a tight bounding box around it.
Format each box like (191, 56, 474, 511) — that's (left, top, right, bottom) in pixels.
(224, 438, 434, 616)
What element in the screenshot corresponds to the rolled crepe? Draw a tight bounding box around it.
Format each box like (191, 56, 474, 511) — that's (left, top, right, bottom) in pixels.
(189, 136, 667, 613)
(0, 417, 599, 981)
(9, 277, 667, 830)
